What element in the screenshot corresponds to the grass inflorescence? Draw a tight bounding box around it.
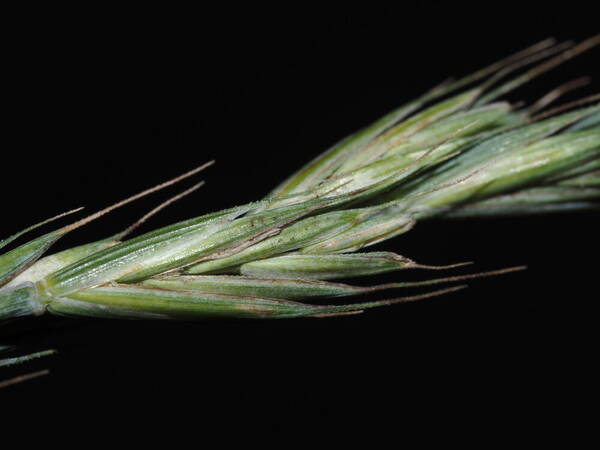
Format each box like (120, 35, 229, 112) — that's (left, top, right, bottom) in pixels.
(1, 36, 598, 385)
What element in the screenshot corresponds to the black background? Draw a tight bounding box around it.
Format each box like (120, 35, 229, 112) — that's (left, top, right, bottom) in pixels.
(1, 3, 598, 437)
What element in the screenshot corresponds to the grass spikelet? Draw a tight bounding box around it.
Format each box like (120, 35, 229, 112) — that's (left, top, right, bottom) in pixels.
(1, 37, 598, 386)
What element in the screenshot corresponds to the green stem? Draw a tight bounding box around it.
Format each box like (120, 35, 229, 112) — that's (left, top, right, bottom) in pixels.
(0, 283, 45, 321)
